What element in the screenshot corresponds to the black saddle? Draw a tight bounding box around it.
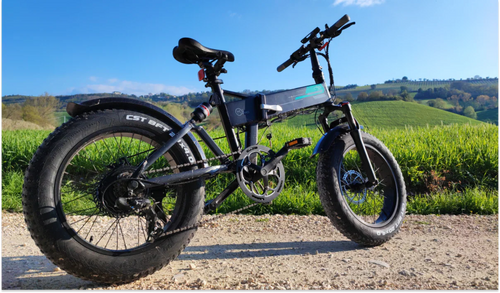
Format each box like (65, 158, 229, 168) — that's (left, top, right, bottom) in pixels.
(173, 38, 234, 64)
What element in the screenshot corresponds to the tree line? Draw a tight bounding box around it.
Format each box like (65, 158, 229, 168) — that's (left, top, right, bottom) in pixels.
(415, 81, 497, 119)
(338, 85, 415, 103)
(2, 93, 60, 127)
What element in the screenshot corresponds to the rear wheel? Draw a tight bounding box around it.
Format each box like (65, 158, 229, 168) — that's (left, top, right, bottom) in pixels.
(23, 109, 204, 283)
(317, 132, 406, 246)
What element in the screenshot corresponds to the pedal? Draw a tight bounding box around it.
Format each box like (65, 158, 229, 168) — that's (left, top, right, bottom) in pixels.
(284, 137, 312, 150)
(258, 138, 312, 177)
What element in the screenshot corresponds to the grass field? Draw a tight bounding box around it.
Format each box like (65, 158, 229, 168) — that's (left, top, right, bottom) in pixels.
(2, 121, 497, 215)
(282, 101, 482, 130)
(477, 108, 498, 125)
(417, 99, 455, 109)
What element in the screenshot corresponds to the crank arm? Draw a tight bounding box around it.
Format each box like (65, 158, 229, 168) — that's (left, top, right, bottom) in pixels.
(260, 137, 312, 176)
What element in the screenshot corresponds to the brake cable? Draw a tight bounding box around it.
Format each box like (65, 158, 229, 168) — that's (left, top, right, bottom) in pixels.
(317, 37, 336, 100)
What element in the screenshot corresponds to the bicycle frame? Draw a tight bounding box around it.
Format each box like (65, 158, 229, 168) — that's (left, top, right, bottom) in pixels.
(134, 48, 378, 212)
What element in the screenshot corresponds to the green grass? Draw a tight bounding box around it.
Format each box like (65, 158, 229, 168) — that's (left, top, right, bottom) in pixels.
(2, 122, 498, 215)
(418, 99, 454, 109)
(283, 101, 482, 130)
(407, 188, 498, 215)
(477, 108, 498, 125)
(350, 101, 481, 129)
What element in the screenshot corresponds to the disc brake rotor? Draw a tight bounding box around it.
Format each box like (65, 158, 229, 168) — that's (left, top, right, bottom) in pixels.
(236, 145, 285, 203)
(342, 169, 367, 204)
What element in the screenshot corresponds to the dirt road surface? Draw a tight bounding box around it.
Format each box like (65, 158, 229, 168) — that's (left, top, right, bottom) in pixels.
(2, 212, 498, 290)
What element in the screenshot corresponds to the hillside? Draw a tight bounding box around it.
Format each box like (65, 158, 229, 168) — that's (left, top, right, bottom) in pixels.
(283, 100, 483, 129)
(477, 108, 499, 125)
(335, 78, 498, 98)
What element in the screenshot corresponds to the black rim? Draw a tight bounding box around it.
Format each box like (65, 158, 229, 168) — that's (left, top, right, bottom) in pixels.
(339, 144, 399, 227)
(54, 127, 183, 255)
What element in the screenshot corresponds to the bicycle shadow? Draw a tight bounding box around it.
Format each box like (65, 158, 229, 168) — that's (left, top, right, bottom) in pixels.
(179, 240, 360, 260)
(2, 240, 360, 289)
(1, 255, 98, 290)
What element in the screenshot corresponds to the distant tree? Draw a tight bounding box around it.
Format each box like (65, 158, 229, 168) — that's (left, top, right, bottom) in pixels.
(357, 92, 368, 101)
(430, 98, 447, 109)
(368, 91, 383, 100)
(0, 102, 7, 117)
(400, 86, 408, 93)
(460, 92, 472, 103)
(453, 105, 463, 114)
(400, 90, 414, 102)
(463, 106, 477, 119)
(343, 92, 354, 102)
(2, 103, 22, 120)
(402, 76, 408, 82)
(21, 93, 59, 126)
(370, 84, 376, 90)
(22, 105, 44, 125)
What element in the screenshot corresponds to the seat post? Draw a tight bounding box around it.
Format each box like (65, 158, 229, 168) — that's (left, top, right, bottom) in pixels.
(203, 63, 241, 155)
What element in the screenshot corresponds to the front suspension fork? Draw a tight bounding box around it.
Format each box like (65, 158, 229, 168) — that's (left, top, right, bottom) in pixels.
(321, 102, 378, 188)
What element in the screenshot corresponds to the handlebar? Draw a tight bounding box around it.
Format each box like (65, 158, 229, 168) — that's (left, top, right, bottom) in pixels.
(277, 59, 294, 72)
(276, 14, 352, 72)
(325, 14, 350, 38)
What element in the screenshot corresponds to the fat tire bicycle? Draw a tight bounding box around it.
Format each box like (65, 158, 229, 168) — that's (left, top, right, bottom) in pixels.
(22, 14, 406, 284)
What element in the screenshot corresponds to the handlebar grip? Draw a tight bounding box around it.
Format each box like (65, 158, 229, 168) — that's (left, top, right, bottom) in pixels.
(277, 58, 294, 72)
(326, 14, 350, 37)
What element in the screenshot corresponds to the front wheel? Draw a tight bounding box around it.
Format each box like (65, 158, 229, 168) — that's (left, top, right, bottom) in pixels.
(317, 131, 406, 246)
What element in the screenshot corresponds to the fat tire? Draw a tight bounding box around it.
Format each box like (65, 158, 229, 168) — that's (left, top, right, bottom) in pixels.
(22, 109, 204, 284)
(317, 132, 406, 246)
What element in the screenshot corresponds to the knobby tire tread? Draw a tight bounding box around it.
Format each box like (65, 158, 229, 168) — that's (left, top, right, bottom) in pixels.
(317, 132, 406, 247)
(22, 109, 204, 284)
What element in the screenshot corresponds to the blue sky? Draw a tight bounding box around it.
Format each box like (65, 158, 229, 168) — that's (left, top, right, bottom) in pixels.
(2, 0, 498, 96)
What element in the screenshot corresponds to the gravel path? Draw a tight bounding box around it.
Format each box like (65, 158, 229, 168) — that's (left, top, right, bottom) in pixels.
(2, 212, 498, 290)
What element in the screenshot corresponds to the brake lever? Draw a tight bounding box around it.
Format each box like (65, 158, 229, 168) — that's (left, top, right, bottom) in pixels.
(339, 22, 356, 32)
(292, 54, 309, 68)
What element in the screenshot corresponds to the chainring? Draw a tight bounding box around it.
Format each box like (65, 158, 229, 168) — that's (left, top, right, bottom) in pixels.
(236, 145, 285, 203)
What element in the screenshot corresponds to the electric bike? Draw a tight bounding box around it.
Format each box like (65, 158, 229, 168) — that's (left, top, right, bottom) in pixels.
(22, 14, 406, 283)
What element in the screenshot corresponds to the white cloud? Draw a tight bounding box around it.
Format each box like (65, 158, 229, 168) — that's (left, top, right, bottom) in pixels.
(333, 0, 385, 7)
(89, 76, 98, 82)
(228, 11, 241, 19)
(75, 79, 197, 96)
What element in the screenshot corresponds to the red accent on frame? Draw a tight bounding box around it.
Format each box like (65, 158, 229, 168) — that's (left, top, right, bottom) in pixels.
(198, 69, 205, 81)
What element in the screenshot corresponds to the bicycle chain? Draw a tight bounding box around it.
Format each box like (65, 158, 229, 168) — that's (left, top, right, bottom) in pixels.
(140, 149, 262, 240)
(160, 202, 260, 237)
(143, 150, 241, 175)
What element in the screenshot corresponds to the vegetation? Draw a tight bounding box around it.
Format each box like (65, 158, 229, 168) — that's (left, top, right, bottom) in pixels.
(477, 108, 498, 125)
(2, 93, 59, 128)
(283, 101, 482, 130)
(2, 76, 497, 215)
(3, 122, 497, 215)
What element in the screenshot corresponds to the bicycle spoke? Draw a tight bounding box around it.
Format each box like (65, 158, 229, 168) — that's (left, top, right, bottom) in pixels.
(95, 218, 118, 246)
(85, 214, 100, 241)
(117, 218, 127, 250)
(69, 209, 99, 226)
(60, 131, 183, 252)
